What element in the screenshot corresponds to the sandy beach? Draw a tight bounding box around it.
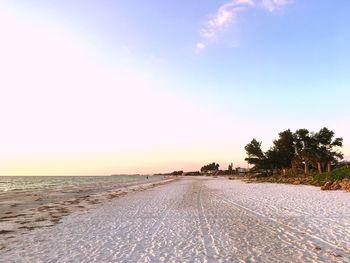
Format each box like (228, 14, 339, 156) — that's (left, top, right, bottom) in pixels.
(1, 176, 350, 262)
(0, 176, 173, 247)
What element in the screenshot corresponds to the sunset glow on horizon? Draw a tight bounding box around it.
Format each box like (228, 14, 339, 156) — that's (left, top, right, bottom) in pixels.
(1, 1, 349, 175)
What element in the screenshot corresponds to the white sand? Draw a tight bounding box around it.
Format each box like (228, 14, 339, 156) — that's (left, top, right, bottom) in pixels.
(1, 177, 350, 262)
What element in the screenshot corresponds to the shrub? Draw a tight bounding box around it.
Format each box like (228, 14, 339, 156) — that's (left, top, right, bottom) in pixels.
(313, 166, 350, 184)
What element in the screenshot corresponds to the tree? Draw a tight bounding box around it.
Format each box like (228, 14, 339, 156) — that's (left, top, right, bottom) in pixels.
(171, 171, 184, 175)
(201, 162, 220, 173)
(228, 163, 233, 173)
(294, 129, 316, 174)
(245, 127, 344, 175)
(270, 129, 296, 174)
(315, 127, 343, 172)
(244, 139, 268, 171)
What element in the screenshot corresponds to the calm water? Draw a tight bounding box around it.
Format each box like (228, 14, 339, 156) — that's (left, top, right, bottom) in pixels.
(0, 175, 162, 192)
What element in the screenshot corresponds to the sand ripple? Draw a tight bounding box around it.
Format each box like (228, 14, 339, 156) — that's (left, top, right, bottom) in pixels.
(1, 177, 349, 262)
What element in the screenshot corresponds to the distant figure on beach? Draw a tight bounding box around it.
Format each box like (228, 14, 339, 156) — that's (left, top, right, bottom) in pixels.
(146, 176, 149, 179)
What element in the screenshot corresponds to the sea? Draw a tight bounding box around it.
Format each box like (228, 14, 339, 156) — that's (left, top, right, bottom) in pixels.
(0, 175, 163, 192)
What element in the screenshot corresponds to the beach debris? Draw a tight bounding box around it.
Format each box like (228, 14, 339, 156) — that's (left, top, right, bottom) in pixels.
(321, 179, 350, 191)
(292, 180, 301, 185)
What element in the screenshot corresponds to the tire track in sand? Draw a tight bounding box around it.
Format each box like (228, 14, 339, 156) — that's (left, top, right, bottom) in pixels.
(197, 182, 220, 262)
(125, 188, 174, 262)
(210, 192, 350, 260)
(238, 193, 350, 252)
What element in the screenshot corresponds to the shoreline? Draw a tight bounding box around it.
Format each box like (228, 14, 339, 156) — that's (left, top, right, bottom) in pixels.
(1, 176, 349, 262)
(0, 176, 177, 249)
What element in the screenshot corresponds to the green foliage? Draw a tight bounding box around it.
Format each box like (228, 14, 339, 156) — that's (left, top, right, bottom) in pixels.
(244, 139, 269, 171)
(201, 162, 220, 172)
(245, 139, 264, 160)
(294, 129, 315, 161)
(315, 127, 343, 162)
(313, 166, 350, 184)
(185, 171, 201, 176)
(171, 171, 183, 175)
(269, 129, 296, 170)
(245, 127, 344, 174)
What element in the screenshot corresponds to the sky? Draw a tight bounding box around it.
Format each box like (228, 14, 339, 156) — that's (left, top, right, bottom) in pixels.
(0, 0, 349, 175)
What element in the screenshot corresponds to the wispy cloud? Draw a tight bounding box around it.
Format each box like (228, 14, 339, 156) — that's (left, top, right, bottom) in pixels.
(197, 0, 292, 51)
(196, 42, 206, 51)
(261, 0, 292, 12)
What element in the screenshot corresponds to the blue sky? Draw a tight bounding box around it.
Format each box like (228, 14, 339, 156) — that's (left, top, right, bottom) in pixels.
(0, 0, 349, 175)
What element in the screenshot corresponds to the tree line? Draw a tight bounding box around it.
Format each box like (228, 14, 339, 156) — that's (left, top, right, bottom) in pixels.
(200, 162, 220, 173)
(245, 127, 343, 175)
